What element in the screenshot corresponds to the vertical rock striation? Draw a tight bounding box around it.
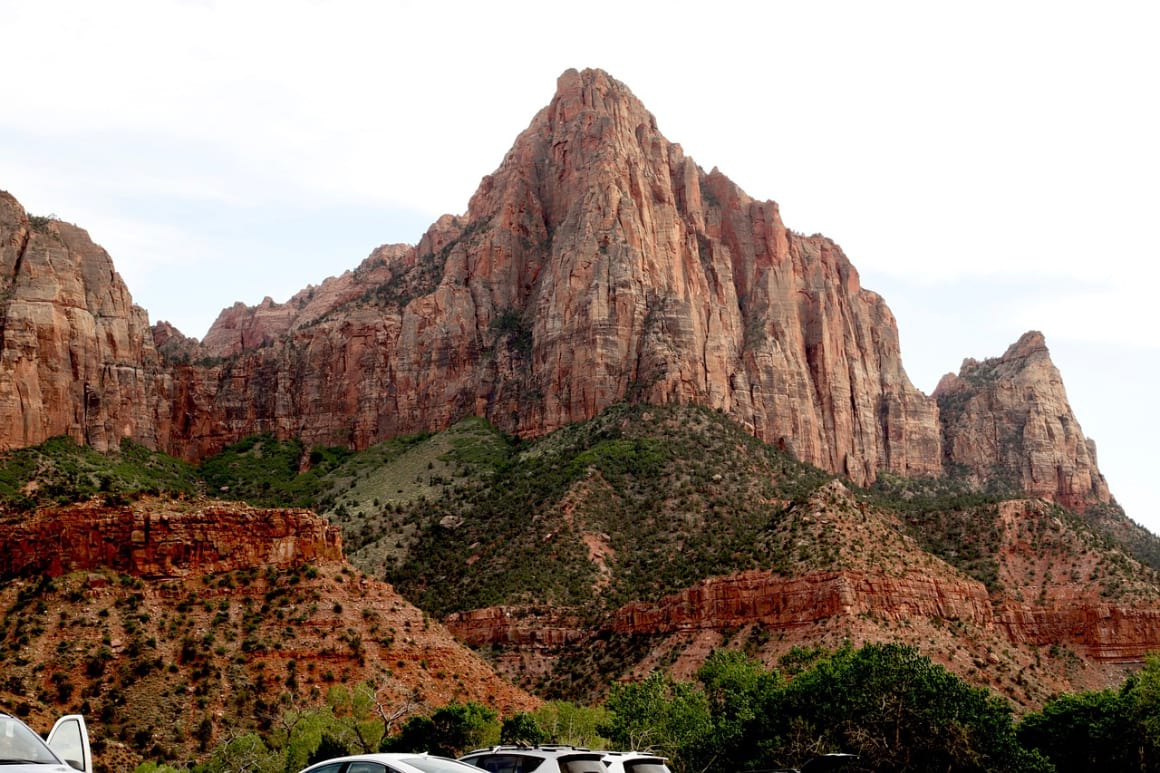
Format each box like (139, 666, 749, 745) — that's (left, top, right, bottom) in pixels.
(934, 331, 1110, 509)
(0, 70, 1115, 510)
(0, 192, 172, 453)
(168, 68, 943, 485)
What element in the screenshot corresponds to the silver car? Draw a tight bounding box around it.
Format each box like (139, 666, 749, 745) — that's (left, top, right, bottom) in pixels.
(599, 751, 671, 773)
(460, 746, 607, 773)
(299, 753, 491, 773)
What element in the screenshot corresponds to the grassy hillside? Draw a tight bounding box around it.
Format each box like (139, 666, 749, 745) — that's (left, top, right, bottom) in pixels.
(4, 406, 1160, 720)
(0, 436, 201, 508)
(2, 406, 1158, 615)
(371, 404, 833, 615)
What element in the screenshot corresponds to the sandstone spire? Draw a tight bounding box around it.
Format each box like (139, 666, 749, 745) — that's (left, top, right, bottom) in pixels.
(934, 330, 1110, 509)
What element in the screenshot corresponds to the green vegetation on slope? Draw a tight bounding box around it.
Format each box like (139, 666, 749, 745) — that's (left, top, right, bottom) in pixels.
(378, 404, 833, 617)
(868, 472, 1006, 592)
(135, 643, 1160, 773)
(198, 433, 352, 508)
(0, 436, 200, 509)
(314, 418, 509, 572)
(3, 403, 1157, 616)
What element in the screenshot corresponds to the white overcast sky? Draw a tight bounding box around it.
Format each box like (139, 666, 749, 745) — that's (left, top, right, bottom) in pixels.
(3, 1, 1158, 533)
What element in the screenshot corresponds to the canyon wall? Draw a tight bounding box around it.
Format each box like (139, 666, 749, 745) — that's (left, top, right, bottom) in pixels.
(0, 69, 1110, 509)
(0, 193, 173, 453)
(0, 500, 342, 579)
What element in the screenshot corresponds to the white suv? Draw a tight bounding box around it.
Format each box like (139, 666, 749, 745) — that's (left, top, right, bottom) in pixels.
(598, 751, 671, 773)
(460, 746, 671, 773)
(460, 746, 605, 773)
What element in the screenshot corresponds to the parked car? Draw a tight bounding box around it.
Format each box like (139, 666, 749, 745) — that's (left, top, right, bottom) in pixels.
(297, 753, 491, 773)
(459, 745, 671, 773)
(597, 750, 671, 773)
(460, 745, 608, 773)
(751, 753, 859, 773)
(798, 754, 857, 772)
(0, 713, 91, 773)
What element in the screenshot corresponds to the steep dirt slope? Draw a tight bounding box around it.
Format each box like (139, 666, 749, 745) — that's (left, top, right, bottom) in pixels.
(443, 477, 1159, 710)
(0, 499, 535, 772)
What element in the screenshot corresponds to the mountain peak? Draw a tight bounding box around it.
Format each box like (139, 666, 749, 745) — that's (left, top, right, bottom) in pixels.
(0, 71, 1110, 514)
(936, 331, 1108, 510)
(555, 66, 620, 92)
(1003, 329, 1048, 360)
(552, 67, 637, 105)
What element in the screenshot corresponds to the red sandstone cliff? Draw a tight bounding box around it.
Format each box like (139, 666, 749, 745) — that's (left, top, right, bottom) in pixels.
(934, 331, 1110, 510)
(0, 500, 343, 579)
(0, 194, 174, 454)
(172, 69, 942, 484)
(0, 69, 1116, 512)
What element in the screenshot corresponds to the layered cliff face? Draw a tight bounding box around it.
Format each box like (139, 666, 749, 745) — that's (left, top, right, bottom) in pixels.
(934, 331, 1110, 510)
(172, 68, 941, 484)
(0, 500, 343, 579)
(0, 69, 1114, 509)
(0, 193, 172, 453)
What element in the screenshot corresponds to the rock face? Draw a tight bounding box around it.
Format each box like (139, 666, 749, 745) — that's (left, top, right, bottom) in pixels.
(608, 564, 1160, 665)
(169, 69, 943, 484)
(0, 193, 172, 453)
(0, 500, 343, 579)
(444, 606, 585, 649)
(0, 70, 1111, 509)
(934, 331, 1110, 509)
(610, 570, 994, 635)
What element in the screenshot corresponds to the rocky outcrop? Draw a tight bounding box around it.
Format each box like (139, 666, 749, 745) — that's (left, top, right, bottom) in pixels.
(0, 499, 538, 772)
(0, 70, 1113, 506)
(935, 331, 1110, 510)
(0, 499, 343, 579)
(626, 495, 1160, 665)
(151, 320, 199, 362)
(610, 570, 993, 634)
(605, 565, 1160, 664)
(444, 606, 585, 648)
(161, 68, 942, 484)
(0, 192, 173, 454)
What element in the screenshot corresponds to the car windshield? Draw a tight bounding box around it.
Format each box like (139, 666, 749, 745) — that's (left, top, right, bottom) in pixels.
(0, 716, 60, 765)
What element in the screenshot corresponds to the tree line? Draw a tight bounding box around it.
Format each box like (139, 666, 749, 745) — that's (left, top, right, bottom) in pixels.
(136, 643, 1160, 773)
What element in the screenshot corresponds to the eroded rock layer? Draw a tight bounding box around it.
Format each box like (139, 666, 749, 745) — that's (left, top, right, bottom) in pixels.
(0, 69, 1110, 509)
(171, 69, 945, 485)
(0, 500, 342, 579)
